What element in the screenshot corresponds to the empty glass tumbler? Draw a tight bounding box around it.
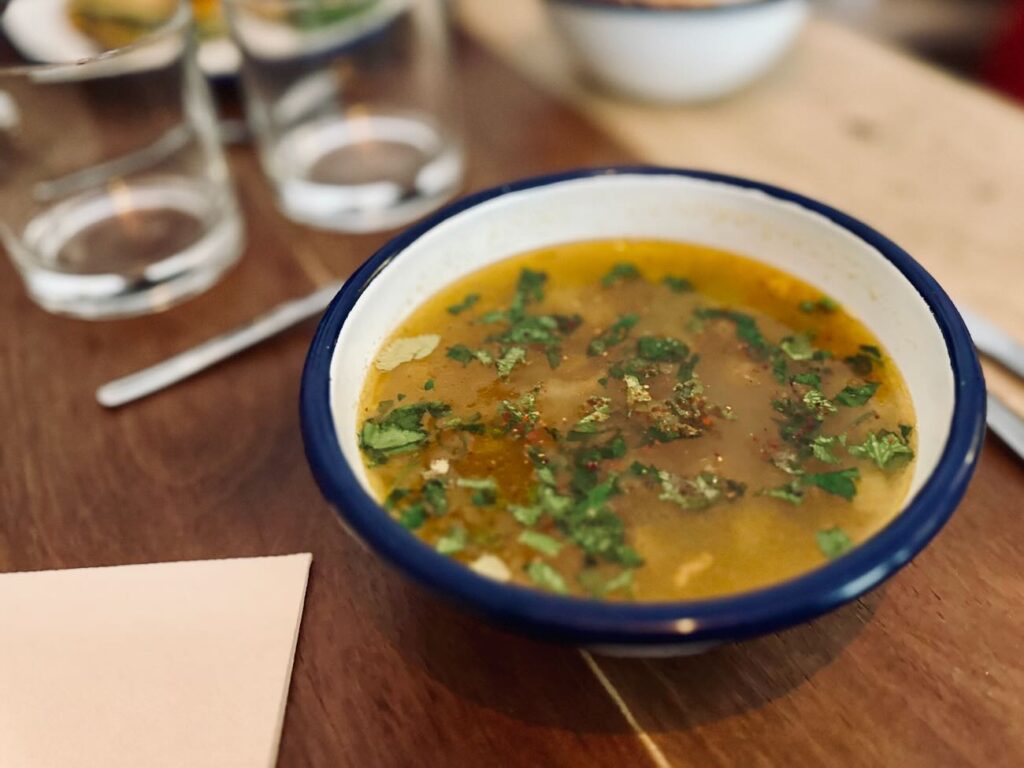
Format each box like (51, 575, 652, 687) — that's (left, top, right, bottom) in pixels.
(0, 0, 243, 319)
(225, 0, 464, 232)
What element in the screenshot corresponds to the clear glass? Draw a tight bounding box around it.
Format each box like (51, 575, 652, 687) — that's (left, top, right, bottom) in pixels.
(225, 0, 464, 233)
(0, 0, 244, 319)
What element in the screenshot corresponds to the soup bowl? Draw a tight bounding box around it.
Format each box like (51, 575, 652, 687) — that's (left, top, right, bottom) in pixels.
(300, 167, 985, 656)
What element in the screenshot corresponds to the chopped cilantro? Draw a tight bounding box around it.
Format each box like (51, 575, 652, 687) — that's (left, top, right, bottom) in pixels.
(802, 389, 838, 418)
(816, 526, 853, 559)
(633, 462, 746, 511)
(510, 504, 543, 526)
(844, 345, 883, 375)
(802, 467, 860, 501)
(792, 372, 822, 388)
(423, 379, 435, 391)
(570, 397, 612, 437)
(495, 346, 527, 379)
(848, 429, 914, 469)
(636, 335, 689, 362)
(578, 567, 634, 597)
(447, 293, 480, 315)
(663, 276, 694, 293)
(500, 388, 540, 434)
(601, 262, 641, 287)
(526, 560, 567, 594)
(588, 313, 639, 356)
(810, 434, 845, 464)
(396, 393, 406, 401)
(760, 482, 805, 504)
(518, 530, 563, 556)
(780, 334, 816, 361)
(835, 381, 880, 407)
(694, 308, 771, 357)
(359, 401, 451, 464)
(398, 505, 427, 530)
(422, 479, 448, 516)
(384, 488, 409, 510)
(435, 526, 468, 554)
(799, 297, 838, 314)
(457, 476, 498, 506)
(597, 376, 609, 388)
(446, 345, 493, 366)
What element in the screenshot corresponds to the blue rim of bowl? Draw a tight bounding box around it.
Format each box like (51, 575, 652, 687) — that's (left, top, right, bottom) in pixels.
(545, 0, 790, 14)
(301, 166, 986, 647)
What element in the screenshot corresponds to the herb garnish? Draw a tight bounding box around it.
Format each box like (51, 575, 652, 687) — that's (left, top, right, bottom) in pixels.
(518, 530, 563, 556)
(844, 344, 883, 375)
(848, 427, 914, 468)
(447, 293, 480, 315)
(761, 467, 860, 503)
(360, 401, 451, 464)
(799, 297, 838, 314)
(588, 313, 639, 356)
(424, 379, 435, 391)
(816, 526, 853, 558)
(436, 526, 468, 554)
(631, 462, 746, 510)
(663, 276, 694, 293)
(602, 262, 641, 287)
(835, 381, 880, 407)
(526, 560, 568, 593)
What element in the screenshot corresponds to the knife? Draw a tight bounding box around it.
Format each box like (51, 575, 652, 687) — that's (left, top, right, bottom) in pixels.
(959, 306, 1024, 461)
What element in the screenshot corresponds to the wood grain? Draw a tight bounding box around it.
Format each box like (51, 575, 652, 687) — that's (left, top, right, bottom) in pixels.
(2, 18, 1023, 768)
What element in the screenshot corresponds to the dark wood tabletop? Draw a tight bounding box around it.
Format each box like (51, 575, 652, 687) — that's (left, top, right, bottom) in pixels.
(2, 34, 1023, 768)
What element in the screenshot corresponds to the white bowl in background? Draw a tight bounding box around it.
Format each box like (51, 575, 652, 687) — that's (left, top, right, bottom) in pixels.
(546, 0, 810, 103)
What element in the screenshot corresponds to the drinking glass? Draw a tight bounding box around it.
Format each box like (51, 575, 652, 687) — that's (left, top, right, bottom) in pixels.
(224, 0, 463, 233)
(0, 0, 244, 319)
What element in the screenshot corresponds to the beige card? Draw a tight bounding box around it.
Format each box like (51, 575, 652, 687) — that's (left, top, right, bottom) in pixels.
(0, 554, 312, 768)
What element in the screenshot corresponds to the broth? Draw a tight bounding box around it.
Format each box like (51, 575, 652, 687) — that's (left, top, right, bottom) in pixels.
(355, 239, 916, 601)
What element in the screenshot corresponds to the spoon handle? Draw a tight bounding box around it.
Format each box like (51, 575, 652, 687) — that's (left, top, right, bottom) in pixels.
(96, 281, 344, 408)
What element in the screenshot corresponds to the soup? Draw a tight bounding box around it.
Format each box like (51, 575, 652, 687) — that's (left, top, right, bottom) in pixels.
(356, 239, 916, 601)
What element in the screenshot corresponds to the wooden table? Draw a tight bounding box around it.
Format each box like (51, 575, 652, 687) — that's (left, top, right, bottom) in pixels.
(2, 5, 1023, 766)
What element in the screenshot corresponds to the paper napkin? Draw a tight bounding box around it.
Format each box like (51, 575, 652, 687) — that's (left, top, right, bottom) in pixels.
(0, 554, 312, 768)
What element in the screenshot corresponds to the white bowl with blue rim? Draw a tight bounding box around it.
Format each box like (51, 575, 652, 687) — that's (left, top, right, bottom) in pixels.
(545, 0, 810, 103)
(301, 167, 985, 656)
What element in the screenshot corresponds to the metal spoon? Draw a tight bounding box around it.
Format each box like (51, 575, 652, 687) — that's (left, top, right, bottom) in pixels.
(96, 280, 343, 408)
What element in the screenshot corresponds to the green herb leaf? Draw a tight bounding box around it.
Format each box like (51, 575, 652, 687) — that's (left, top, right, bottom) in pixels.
(810, 434, 845, 464)
(457, 476, 498, 506)
(359, 401, 451, 462)
(570, 397, 612, 437)
(399, 504, 427, 530)
(423, 378, 435, 391)
(802, 389, 838, 419)
(835, 381, 880, 407)
(422, 478, 448, 516)
(435, 526, 468, 554)
(588, 313, 639, 356)
(780, 333, 816, 361)
(496, 346, 527, 379)
(636, 335, 689, 362)
(447, 293, 480, 315)
(761, 482, 804, 504)
(799, 297, 838, 314)
(446, 344, 494, 366)
(694, 308, 771, 357)
(526, 560, 568, 594)
(848, 429, 914, 469)
(518, 530, 563, 556)
(601, 262, 641, 287)
(663, 276, 694, 293)
(510, 504, 543, 526)
(802, 467, 860, 501)
(844, 344, 883, 375)
(578, 567, 634, 597)
(792, 372, 822, 388)
(816, 526, 854, 559)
